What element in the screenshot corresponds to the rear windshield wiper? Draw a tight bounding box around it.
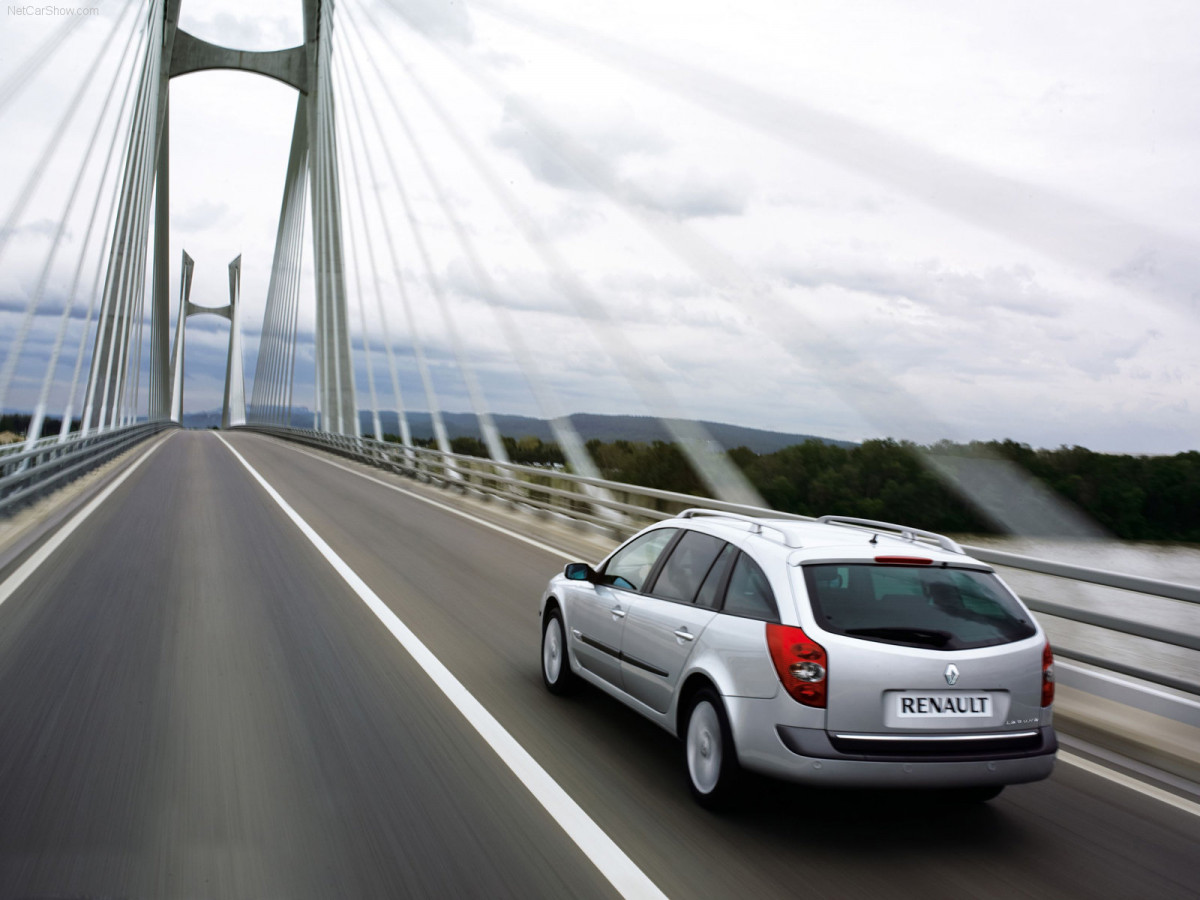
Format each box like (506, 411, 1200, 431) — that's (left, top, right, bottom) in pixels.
(845, 627, 954, 648)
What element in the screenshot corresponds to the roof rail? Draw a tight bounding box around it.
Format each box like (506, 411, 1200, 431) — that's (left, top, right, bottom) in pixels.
(817, 515, 965, 555)
(678, 508, 802, 548)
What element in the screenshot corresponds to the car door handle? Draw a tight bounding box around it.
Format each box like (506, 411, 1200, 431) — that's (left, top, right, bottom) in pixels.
(674, 628, 695, 642)
(612, 607, 627, 619)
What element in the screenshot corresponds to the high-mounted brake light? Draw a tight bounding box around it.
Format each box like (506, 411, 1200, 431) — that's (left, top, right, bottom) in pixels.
(766, 623, 828, 708)
(874, 556, 933, 565)
(1042, 641, 1055, 707)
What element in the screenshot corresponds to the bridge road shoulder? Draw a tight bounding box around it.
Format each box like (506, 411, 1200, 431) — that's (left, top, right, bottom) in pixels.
(1055, 685, 1200, 791)
(0, 431, 175, 580)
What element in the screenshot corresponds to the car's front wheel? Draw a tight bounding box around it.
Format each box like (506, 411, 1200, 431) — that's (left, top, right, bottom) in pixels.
(541, 607, 578, 695)
(685, 687, 741, 809)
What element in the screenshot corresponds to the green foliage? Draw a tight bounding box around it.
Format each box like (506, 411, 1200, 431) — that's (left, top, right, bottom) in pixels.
(980, 441, 1200, 541)
(505, 435, 565, 466)
(578, 434, 1198, 541)
(382, 432, 566, 466)
(733, 438, 992, 534)
(733, 438, 1198, 542)
(381, 426, 1199, 541)
(450, 436, 487, 457)
(0, 414, 67, 437)
(585, 438, 705, 495)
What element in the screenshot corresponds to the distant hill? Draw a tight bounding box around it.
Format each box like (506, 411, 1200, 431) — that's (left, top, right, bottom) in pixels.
(181, 410, 223, 429)
(364, 410, 854, 454)
(186, 409, 852, 453)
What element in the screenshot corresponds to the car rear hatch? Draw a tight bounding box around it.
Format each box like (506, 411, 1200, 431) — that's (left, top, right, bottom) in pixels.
(799, 559, 1046, 740)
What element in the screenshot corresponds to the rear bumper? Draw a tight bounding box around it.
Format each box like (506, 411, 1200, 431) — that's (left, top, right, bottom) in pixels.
(726, 694, 1057, 789)
(778, 724, 1057, 763)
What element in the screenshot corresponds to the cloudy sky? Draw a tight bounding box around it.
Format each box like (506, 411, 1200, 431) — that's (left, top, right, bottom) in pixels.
(1, 0, 1198, 453)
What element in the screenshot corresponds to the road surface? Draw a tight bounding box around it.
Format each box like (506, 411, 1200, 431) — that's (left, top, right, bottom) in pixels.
(0, 430, 1195, 898)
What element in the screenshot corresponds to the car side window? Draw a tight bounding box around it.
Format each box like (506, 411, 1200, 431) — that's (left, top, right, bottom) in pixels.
(694, 542, 737, 610)
(721, 552, 780, 622)
(599, 529, 678, 592)
(648, 530, 726, 603)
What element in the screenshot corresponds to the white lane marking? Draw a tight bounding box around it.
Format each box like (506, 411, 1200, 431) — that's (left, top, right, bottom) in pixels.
(0, 432, 172, 609)
(242, 435, 578, 560)
(1058, 751, 1200, 819)
(215, 433, 667, 900)
(233, 434, 1200, 824)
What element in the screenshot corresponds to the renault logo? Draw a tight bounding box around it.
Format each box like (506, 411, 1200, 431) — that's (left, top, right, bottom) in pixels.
(945, 664, 960, 686)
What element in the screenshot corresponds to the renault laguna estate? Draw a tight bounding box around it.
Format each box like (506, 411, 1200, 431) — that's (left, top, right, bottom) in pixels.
(539, 511, 1056, 807)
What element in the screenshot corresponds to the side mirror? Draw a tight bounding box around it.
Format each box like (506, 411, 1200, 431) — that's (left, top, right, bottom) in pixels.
(564, 562, 596, 582)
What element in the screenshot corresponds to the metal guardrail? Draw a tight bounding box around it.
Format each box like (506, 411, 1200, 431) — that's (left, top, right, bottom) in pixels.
(0, 432, 63, 461)
(244, 425, 1200, 698)
(0, 421, 176, 515)
(965, 547, 1200, 606)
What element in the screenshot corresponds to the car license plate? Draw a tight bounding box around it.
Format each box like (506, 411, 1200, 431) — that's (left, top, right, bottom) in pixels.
(894, 691, 993, 718)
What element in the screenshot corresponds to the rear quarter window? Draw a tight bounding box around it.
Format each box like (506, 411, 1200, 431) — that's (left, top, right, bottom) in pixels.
(722, 553, 780, 623)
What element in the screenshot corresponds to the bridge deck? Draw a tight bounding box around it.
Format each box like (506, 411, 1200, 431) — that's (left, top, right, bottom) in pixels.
(0, 430, 1196, 898)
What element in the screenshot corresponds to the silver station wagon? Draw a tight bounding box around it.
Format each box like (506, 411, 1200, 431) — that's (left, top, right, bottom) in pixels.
(539, 511, 1056, 807)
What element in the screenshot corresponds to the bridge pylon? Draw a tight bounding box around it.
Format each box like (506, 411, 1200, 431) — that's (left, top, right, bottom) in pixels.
(84, 0, 358, 436)
(168, 252, 246, 429)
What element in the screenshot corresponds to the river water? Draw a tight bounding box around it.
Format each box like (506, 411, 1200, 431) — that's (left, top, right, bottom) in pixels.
(957, 536, 1200, 693)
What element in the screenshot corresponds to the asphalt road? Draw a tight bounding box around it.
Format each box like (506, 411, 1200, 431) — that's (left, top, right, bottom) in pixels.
(0, 429, 1196, 899)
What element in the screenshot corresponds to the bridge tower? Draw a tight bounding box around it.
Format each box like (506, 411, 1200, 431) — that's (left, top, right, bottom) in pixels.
(167, 252, 247, 429)
(83, 0, 358, 435)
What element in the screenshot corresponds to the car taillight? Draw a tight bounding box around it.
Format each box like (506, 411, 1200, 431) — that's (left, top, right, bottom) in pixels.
(1042, 641, 1055, 707)
(766, 623, 828, 708)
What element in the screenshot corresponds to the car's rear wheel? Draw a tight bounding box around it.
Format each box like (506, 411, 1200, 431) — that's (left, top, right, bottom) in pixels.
(685, 688, 740, 809)
(541, 607, 578, 695)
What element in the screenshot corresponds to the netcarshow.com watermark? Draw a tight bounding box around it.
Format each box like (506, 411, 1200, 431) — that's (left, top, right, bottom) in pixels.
(8, 5, 100, 14)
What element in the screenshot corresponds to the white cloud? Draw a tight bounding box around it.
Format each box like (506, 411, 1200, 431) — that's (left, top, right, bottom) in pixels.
(492, 97, 669, 191)
(0, 219, 60, 242)
(629, 169, 749, 219)
(374, 0, 476, 45)
(174, 201, 230, 233)
(2, 0, 1199, 454)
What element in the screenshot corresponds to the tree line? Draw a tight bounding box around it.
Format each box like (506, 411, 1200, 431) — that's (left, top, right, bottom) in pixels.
(404, 432, 1199, 542)
(0, 414, 68, 438)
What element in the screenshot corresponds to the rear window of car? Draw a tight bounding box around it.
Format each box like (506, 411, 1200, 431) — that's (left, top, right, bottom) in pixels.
(802, 563, 1036, 650)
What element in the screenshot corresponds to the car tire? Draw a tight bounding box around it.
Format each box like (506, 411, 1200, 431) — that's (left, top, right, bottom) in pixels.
(684, 687, 741, 809)
(541, 607, 578, 695)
